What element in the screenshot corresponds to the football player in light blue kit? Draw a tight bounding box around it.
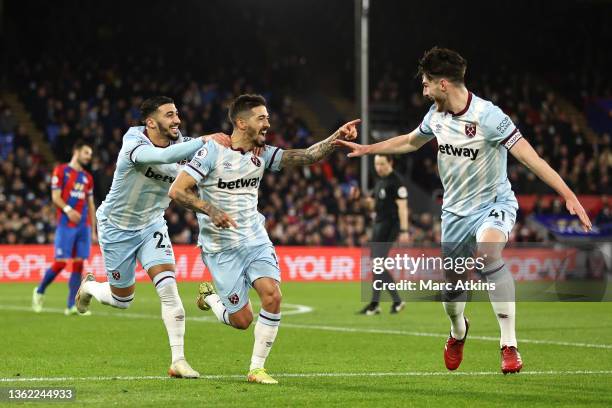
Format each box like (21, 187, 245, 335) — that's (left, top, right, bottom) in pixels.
(336, 47, 592, 374)
(75, 96, 228, 378)
(169, 94, 359, 384)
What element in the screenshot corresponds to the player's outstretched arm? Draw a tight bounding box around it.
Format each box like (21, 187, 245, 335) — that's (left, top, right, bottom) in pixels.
(133, 133, 229, 165)
(333, 128, 430, 157)
(168, 172, 237, 229)
(510, 138, 592, 232)
(280, 119, 360, 167)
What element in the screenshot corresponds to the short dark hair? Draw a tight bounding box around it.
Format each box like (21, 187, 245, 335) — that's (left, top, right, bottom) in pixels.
(228, 94, 267, 124)
(72, 139, 92, 152)
(375, 154, 394, 164)
(417, 47, 467, 84)
(140, 96, 174, 122)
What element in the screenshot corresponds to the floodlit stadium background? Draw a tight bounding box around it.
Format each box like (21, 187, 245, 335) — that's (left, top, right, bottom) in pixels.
(0, 0, 612, 406)
(0, 1, 611, 405)
(1, 0, 609, 280)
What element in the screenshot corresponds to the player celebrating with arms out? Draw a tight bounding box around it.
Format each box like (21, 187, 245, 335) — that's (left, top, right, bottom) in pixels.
(335, 47, 591, 374)
(33, 140, 96, 316)
(168, 94, 359, 384)
(75, 96, 229, 378)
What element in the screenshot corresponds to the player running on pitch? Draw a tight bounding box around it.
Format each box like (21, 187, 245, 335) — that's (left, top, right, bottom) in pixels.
(33, 140, 96, 316)
(168, 94, 359, 384)
(75, 96, 228, 378)
(335, 47, 592, 374)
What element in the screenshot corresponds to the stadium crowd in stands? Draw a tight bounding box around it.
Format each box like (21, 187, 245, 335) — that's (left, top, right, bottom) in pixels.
(1, 58, 610, 246)
(3, 59, 376, 246)
(370, 65, 611, 242)
(0, 101, 54, 244)
(371, 65, 611, 195)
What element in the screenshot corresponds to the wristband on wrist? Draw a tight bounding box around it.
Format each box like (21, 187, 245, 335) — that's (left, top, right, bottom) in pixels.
(63, 205, 73, 213)
(400, 229, 408, 233)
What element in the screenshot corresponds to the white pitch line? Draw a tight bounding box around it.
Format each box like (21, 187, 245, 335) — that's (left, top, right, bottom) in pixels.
(2, 370, 612, 383)
(279, 323, 612, 350)
(0, 303, 312, 320)
(2, 304, 611, 350)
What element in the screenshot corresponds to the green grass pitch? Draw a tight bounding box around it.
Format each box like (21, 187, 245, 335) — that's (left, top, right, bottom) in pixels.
(1, 282, 611, 407)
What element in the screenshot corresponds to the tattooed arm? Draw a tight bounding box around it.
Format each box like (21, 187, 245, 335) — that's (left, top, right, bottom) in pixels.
(168, 172, 237, 229)
(280, 119, 360, 168)
(281, 130, 340, 167)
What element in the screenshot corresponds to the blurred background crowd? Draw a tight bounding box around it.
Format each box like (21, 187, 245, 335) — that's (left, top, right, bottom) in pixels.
(0, 0, 609, 246)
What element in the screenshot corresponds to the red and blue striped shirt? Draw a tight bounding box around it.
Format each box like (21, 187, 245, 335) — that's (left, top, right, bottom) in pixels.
(51, 164, 94, 228)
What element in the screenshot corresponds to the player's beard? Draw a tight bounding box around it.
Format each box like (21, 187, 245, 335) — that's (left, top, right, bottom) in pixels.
(247, 126, 266, 148)
(158, 120, 180, 141)
(76, 152, 91, 168)
(254, 135, 265, 147)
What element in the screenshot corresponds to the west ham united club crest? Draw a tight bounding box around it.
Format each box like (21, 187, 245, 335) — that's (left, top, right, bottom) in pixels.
(465, 123, 477, 138)
(228, 293, 240, 305)
(251, 156, 261, 167)
(112, 271, 121, 280)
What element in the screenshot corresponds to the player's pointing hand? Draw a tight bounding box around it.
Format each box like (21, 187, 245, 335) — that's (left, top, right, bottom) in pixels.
(565, 196, 592, 232)
(338, 119, 361, 141)
(333, 139, 370, 158)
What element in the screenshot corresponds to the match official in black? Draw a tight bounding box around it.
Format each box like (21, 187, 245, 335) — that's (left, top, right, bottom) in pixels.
(359, 154, 409, 315)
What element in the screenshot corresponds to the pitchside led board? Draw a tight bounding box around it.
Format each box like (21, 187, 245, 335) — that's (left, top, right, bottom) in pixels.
(0, 246, 361, 283)
(2, 241, 610, 302)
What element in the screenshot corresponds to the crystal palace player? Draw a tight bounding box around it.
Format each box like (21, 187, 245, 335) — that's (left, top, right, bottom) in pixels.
(75, 96, 228, 379)
(32, 140, 96, 316)
(169, 94, 359, 384)
(335, 47, 592, 374)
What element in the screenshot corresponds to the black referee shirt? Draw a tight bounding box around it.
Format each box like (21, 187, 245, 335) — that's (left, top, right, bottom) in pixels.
(373, 171, 408, 223)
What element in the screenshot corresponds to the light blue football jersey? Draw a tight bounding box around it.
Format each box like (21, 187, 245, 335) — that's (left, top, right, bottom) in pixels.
(183, 142, 284, 253)
(97, 126, 204, 230)
(417, 92, 522, 216)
